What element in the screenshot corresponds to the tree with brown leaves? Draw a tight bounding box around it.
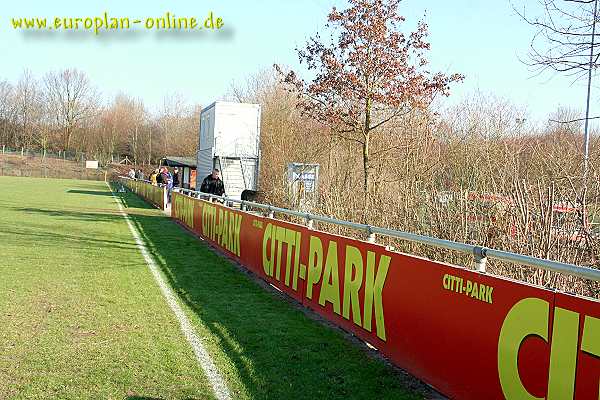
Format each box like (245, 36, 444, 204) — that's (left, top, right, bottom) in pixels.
(277, 0, 462, 220)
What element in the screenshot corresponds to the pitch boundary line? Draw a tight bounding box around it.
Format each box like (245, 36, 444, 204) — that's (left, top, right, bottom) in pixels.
(105, 182, 231, 400)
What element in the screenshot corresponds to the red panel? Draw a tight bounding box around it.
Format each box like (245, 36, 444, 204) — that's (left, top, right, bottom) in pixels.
(554, 293, 600, 400)
(167, 193, 600, 400)
(293, 230, 554, 399)
(381, 256, 554, 400)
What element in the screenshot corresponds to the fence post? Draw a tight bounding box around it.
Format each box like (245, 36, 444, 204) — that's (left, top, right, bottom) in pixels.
(2, 145, 4, 154)
(366, 226, 376, 243)
(306, 214, 314, 230)
(473, 246, 488, 273)
(21, 147, 24, 157)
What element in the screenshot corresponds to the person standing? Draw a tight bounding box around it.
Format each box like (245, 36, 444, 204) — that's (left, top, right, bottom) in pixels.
(200, 168, 225, 197)
(165, 168, 174, 204)
(156, 168, 164, 186)
(173, 167, 180, 188)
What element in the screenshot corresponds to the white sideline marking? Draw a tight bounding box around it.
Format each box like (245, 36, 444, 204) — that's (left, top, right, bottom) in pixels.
(105, 182, 231, 400)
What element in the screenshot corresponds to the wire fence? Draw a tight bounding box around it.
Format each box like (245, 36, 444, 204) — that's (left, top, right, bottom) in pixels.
(0, 145, 123, 165)
(0, 166, 106, 181)
(0, 147, 108, 181)
(0, 145, 88, 163)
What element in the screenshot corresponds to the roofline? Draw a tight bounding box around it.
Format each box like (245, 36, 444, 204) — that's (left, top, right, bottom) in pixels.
(201, 101, 261, 114)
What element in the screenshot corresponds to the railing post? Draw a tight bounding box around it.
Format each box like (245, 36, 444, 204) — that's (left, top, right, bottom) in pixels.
(367, 226, 376, 244)
(306, 213, 314, 230)
(267, 206, 274, 219)
(473, 246, 488, 273)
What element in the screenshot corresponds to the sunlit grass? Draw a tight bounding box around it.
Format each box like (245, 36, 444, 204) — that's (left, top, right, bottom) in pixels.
(0, 176, 424, 400)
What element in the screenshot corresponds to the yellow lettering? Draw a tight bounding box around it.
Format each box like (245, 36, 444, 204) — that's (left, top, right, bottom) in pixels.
(318, 241, 341, 315)
(363, 251, 390, 341)
(471, 282, 479, 299)
(226, 213, 234, 252)
(216, 209, 224, 243)
(306, 235, 323, 300)
(486, 286, 494, 304)
(284, 229, 296, 287)
(234, 214, 241, 257)
(547, 308, 579, 400)
(204, 11, 214, 28)
(262, 223, 273, 277)
(479, 284, 486, 301)
(221, 210, 230, 249)
(343, 245, 363, 326)
(582, 315, 600, 357)
(274, 226, 286, 281)
(292, 232, 301, 291)
(498, 298, 549, 400)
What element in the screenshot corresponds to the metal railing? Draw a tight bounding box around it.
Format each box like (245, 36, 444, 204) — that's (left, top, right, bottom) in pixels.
(115, 177, 599, 283)
(166, 186, 600, 283)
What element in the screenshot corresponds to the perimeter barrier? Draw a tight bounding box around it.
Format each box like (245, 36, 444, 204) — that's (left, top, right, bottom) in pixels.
(120, 177, 167, 210)
(122, 177, 600, 400)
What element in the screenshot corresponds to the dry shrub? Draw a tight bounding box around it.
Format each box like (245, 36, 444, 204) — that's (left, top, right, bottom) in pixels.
(232, 74, 600, 298)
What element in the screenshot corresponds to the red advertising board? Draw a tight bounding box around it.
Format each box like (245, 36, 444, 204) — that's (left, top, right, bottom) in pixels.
(552, 293, 600, 400)
(170, 192, 600, 400)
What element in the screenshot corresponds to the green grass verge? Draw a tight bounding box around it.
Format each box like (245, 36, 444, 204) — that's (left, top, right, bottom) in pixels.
(0, 176, 424, 400)
(0, 177, 214, 399)
(120, 188, 423, 400)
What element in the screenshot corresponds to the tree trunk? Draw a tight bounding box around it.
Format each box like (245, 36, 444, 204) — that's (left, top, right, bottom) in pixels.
(362, 96, 372, 223)
(134, 125, 138, 165)
(148, 128, 152, 165)
(65, 125, 72, 151)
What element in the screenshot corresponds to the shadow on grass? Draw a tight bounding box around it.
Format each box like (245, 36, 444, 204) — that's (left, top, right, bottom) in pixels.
(3, 225, 139, 251)
(126, 397, 164, 400)
(15, 207, 123, 222)
(68, 189, 114, 196)
(69, 183, 110, 190)
(115, 186, 423, 400)
(126, 397, 200, 400)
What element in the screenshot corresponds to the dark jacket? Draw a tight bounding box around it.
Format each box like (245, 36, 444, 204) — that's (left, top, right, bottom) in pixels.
(173, 171, 180, 187)
(200, 174, 225, 196)
(156, 172, 164, 185)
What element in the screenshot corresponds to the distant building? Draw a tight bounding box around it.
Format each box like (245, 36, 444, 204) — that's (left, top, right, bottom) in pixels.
(161, 156, 197, 189)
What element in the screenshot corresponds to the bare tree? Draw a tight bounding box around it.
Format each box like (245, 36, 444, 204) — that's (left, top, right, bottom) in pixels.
(515, 0, 599, 76)
(516, 0, 600, 241)
(0, 80, 16, 147)
(157, 94, 198, 157)
(14, 70, 42, 150)
(44, 68, 98, 151)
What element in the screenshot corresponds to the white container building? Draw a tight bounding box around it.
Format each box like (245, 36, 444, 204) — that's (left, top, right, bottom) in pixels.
(196, 101, 261, 200)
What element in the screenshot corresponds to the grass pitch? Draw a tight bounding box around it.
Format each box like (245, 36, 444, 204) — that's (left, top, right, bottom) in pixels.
(0, 176, 423, 400)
